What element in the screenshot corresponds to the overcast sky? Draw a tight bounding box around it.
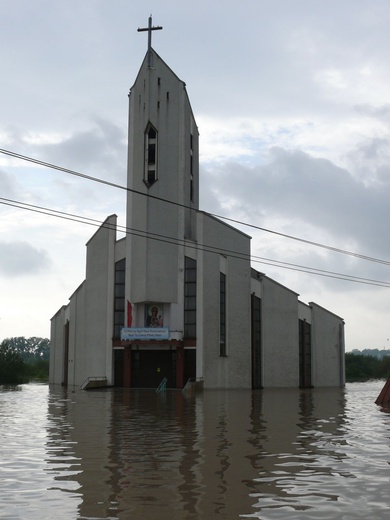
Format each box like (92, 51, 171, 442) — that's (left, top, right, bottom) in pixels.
(1, 0, 390, 351)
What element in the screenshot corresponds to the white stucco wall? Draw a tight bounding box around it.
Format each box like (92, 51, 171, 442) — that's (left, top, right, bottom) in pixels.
(50, 216, 118, 388)
(298, 300, 311, 323)
(198, 213, 252, 388)
(261, 277, 300, 387)
(49, 305, 67, 385)
(66, 283, 85, 387)
(310, 302, 345, 387)
(82, 215, 117, 386)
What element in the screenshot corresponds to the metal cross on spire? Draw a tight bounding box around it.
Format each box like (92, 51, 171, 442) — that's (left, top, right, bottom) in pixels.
(137, 15, 163, 68)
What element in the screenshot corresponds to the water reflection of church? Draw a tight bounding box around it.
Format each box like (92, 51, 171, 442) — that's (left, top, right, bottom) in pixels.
(49, 19, 345, 390)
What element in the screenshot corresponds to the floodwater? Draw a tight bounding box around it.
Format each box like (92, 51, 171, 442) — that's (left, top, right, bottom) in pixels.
(0, 381, 389, 520)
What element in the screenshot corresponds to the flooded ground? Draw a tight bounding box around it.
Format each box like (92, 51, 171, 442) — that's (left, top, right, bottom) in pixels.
(0, 381, 389, 519)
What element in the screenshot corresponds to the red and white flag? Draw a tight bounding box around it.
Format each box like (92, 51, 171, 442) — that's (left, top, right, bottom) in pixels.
(127, 301, 133, 328)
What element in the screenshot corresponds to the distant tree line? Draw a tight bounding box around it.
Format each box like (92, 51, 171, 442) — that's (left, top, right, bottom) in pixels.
(350, 348, 390, 360)
(0, 337, 49, 385)
(345, 352, 390, 382)
(1, 337, 389, 385)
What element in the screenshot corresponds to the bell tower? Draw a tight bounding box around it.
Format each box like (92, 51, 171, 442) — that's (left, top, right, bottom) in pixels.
(125, 19, 199, 307)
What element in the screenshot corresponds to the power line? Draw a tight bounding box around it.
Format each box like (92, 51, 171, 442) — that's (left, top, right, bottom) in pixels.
(2, 196, 390, 288)
(1, 147, 390, 267)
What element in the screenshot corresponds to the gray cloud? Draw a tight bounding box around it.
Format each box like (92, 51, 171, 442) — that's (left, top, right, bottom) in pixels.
(202, 147, 390, 262)
(354, 104, 390, 122)
(345, 137, 390, 186)
(0, 169, 18, 199)
(36, 117, 127, 182)
(0, 241, 51, 277)
(1, 117, 128, 212)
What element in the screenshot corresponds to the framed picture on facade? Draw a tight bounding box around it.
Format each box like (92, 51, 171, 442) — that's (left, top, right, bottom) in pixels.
(145, 304, 163, 328)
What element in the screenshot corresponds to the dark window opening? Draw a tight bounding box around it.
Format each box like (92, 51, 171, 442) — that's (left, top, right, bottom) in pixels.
(113, 259, 126, 339)
(148, 126, 156, 139)
(184, 257, 197, 338)
(220, 272, 226, 356)
(144, 123, 158, 187)
(148, 143, 156, 164)
(299, 319, 312, 388)
(190, 139, 194, 202)
(251, 294, 262, 388)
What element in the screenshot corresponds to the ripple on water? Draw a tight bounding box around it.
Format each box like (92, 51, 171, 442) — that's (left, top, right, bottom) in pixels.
(244, 382, 390, 519)
(1, 381, 389, 520)
(0, 384, 82, 520)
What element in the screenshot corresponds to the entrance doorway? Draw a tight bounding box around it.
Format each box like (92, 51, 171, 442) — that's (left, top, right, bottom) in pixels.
(132, 350, 176, 388)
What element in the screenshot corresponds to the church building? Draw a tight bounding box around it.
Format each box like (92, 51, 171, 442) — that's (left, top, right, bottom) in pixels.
(49, 21, 345, 390)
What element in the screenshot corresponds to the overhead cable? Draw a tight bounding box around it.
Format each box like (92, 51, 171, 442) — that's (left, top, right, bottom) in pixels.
(1, 147, 389, 267)
(1, 197, 390, 288)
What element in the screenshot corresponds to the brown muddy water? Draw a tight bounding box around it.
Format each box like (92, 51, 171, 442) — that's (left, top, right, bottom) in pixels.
(0, 381, 389, 519)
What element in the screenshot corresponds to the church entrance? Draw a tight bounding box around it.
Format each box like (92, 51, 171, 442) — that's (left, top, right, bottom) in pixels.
(131, 349, 176, 388)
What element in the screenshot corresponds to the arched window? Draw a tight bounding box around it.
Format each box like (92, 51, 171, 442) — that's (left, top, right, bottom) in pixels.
(144, 123, 158, 187)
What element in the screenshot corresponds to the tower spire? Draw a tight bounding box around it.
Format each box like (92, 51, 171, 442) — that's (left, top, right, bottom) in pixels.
(137, 15, 163, 68)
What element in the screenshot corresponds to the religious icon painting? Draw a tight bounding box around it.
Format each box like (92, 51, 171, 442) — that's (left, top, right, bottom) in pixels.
(145, 304, 163, 328)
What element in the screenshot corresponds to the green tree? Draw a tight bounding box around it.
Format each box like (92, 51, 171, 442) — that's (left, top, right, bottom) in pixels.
(378, 356, 390, 379)
(0, 342, 27, 385)
(345, 352, 389, 382)
(4, 337, 50, 362)
(0, 337, 50, 383)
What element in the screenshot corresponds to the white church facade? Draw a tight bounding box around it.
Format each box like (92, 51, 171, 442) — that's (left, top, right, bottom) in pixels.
(49, 42, 345, 390)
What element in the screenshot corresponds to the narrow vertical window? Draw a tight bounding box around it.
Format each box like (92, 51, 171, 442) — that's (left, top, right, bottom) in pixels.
(184, 257, 197, 338)
(144, 123, 158, 187)
(251, 295, 262, 388)
(114, 259, 126, 339)
(220, 272, 226, 356)
(299, 319, 312, 388)
(190, 133, 194, 202)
